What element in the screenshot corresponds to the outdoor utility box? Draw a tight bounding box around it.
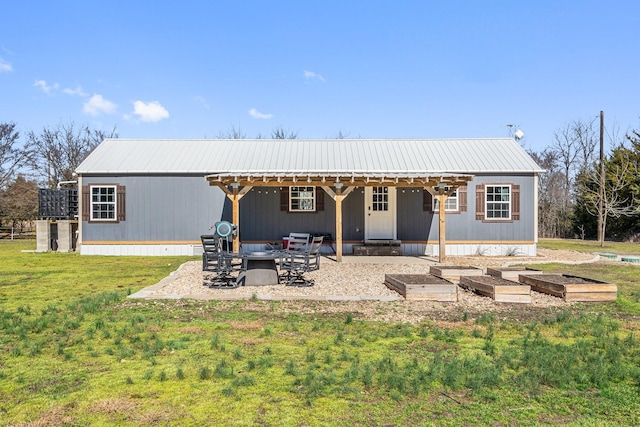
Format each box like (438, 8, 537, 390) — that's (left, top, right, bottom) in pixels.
(38, 189, 78, 220)
(36, 220, 77, 252)
(36, 188, 79, 253)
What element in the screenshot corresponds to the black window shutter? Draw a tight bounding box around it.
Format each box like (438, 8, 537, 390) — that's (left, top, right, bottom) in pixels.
(280, 188, 289, 211)
(82, 185, 90, 221)
(316, 188, 324, 211)
(512, 184, 520, 220)
(423, 189, 433, 212)
(459, 186, 467, 212)
(475, 184, 485, 220)
(117, 185, 126, 222)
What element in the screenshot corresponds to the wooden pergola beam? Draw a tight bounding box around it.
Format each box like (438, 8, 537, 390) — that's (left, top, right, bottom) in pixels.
(206, 174, 472, 189)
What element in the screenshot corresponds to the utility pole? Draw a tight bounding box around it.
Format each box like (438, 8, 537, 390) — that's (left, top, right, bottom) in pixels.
(598, 111, 605, 246)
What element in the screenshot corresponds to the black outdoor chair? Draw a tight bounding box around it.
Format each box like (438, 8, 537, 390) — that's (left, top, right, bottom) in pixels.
(201, 221, 243, 287)
(279, 233, 323, 286)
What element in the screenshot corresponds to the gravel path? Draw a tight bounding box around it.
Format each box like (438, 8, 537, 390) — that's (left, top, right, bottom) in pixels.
(130, 249, 599, 309)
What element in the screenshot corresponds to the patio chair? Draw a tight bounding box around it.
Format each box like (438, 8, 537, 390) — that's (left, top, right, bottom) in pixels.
(307, 235, 324, 271)
(201, 222, 243, 287)
(278, 234, 318, 286)
(286, 232, 310, 250)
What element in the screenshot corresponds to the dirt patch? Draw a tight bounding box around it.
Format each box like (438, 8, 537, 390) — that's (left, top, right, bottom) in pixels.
(180, 326, 205, 334)
(89, 398, 137, 415)
(228, 320, 265, 331)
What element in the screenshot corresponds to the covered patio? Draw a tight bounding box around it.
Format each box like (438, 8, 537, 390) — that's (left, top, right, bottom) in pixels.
(206, 171, 473, 262)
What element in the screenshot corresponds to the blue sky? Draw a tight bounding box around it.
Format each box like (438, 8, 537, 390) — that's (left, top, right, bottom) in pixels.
(1, 1, 639, 152)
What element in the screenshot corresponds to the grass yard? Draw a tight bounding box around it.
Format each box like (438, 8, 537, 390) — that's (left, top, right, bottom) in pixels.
(1, 240, 639, 426)
(538, 238, 640, 256)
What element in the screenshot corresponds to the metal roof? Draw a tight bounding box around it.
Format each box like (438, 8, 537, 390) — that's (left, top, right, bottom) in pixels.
(75, 138, 544, 175)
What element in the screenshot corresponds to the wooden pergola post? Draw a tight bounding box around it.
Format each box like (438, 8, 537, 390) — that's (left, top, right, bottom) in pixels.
(210, 182, 251, 253)
(335, 184, 344, 262)
(321, 184, 354, 263)
(438, 191, 446, 263)
(426, 183, 462, 264)
(231, 184, 240, 252)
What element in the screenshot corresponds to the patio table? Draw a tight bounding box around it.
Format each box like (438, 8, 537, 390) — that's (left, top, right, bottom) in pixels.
(237, 250, 282, 286)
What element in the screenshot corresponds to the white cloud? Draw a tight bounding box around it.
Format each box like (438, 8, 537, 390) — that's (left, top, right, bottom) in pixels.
(0, 58, 11, 72)
(248, 108, 273, 119)
(63, 85, 88, 97)
(304, 70, 325, 82)
(131, 100, 170, 122)
(33, 79, 59, 94)
(83, 94, 117, 116)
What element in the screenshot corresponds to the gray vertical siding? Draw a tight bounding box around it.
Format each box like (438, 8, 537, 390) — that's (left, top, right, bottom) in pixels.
(397, 174, 536, 241)
(82, 175, 226, 242)
(82, 173, 536, 244)
(239, 187, 364, 241)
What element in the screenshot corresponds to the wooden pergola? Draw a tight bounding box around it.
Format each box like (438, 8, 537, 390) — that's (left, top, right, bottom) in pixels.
(205, 172, 473, 262)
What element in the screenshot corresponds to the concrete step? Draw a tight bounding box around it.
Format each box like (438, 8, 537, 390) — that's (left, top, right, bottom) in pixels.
(363, 239, 401, 246)
(353, 244, 403, 256)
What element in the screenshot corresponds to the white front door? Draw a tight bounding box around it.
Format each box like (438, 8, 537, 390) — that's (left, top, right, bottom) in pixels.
(364, 186, 397, 239)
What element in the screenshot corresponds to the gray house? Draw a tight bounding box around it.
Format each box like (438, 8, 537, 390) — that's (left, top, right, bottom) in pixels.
(75, 138, 544, 260)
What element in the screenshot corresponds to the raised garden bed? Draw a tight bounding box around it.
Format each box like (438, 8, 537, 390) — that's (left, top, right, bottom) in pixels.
(621, 256, 640, 263)
(518, 274, 617, 302)
(460, 275, 531, 303)
(429, 265, 483, 283)
(486, 266, 543, 282)
(385, 274, 457, 301)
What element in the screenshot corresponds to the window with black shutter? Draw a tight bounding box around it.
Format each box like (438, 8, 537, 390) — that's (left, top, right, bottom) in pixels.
(83, 184, 126, 222)
(280, 187, 324, 213)
(475, 183, 519, 222)
(423, 186, 467, 214)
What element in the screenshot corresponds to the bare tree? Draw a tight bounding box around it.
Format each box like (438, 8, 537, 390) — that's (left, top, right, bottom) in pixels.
(579, 149, 639, 246)
(271, 126, 297, 139)
(548, 119, 600, 237)
(552, 123, 578, 204)
(573, 118, 598, 171)
(27, 122, 116, 188)
(217, 124, 246, 139)
(529, 149, 571, 238)
(0, 122, 31, 189)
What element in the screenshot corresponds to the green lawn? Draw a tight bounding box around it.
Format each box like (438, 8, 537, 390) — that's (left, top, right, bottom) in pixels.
(1, 240, 639, 426)
(538, 238, 640, 255)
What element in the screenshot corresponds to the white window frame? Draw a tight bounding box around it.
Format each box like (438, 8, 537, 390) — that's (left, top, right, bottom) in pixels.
(485, 184, 511, 220)
(289, 186, 316, 212)
(432, 187, 459, 212)
(90, 185, 117, 221)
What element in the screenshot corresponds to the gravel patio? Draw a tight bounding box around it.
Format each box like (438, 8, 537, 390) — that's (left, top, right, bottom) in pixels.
(129, 249, 599, 308)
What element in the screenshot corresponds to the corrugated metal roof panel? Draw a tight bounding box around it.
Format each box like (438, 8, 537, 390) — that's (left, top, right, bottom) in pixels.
(75, 138, 544, 175)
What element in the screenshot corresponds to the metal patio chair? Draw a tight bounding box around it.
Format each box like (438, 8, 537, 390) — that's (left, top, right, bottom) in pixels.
(306, 235, 324, 271)
(201, 221, 243, 287)
(278, 233, 321, 287)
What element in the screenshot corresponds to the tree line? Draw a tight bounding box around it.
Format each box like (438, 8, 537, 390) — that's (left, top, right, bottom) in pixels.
(0, 121, 116, 233)
(529, 119, 640, 243)
(1, 119, 639, 242)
